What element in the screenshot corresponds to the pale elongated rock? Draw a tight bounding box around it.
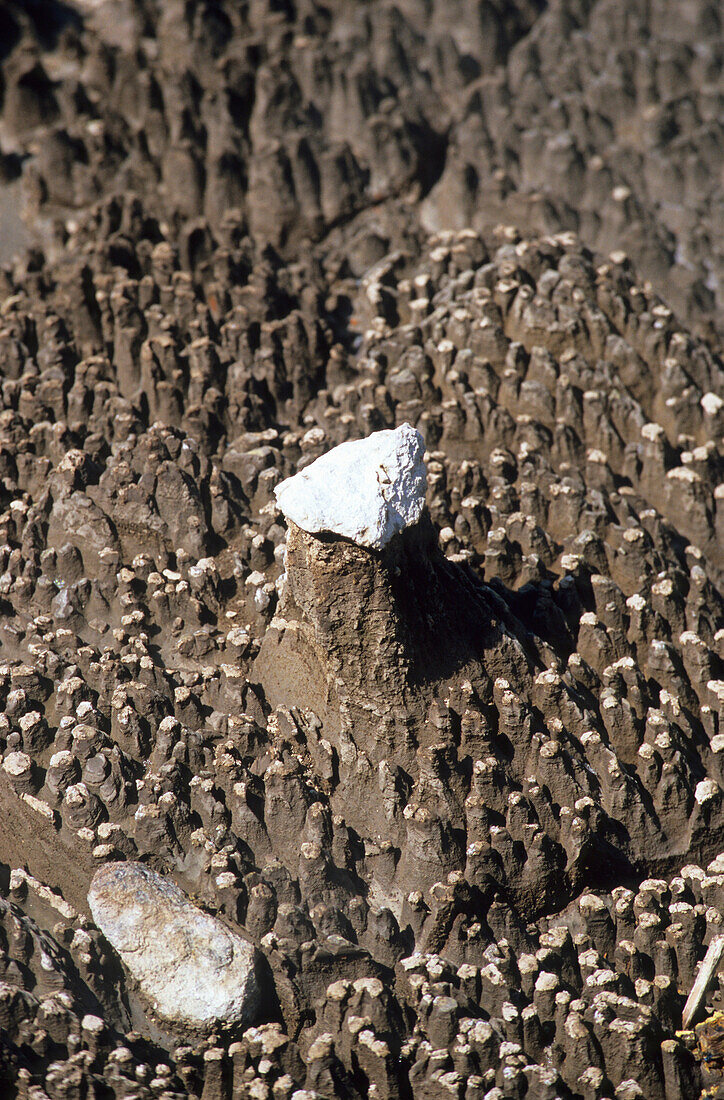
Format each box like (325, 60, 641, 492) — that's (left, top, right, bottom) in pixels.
(88, 862, 261, 1029)
(274, 423, 427, 549)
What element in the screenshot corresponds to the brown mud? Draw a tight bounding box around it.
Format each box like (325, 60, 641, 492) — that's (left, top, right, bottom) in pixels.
(0, 1, 721, 1098)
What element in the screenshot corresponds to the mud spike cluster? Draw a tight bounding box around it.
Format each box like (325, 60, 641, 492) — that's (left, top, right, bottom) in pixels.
(0, 0, 721, 341)
(0, 206, 719, 1096)
(0, 1, 721, 1099)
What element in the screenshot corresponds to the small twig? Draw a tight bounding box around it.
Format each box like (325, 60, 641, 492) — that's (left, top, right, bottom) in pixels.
(682, 934, 724, 1030)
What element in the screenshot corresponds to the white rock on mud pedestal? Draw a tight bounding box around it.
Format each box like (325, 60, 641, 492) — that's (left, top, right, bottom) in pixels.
(274, 422, 427, 549)
(88, 862, 261, 1030)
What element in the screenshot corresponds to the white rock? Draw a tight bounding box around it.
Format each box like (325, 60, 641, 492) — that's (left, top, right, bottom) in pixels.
(702, 392, 723, 416)
(695, 778, 721, 805)
(88, 862, 260, 1029)
(274, 423, 426, 549)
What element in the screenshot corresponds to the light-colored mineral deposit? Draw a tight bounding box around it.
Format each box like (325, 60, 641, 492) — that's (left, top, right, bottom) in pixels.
(88, 861, 260, 1029)
(274, 422, 426, 549)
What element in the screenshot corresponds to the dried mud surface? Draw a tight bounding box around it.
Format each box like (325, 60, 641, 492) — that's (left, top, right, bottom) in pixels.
(0, 2, 722, 1099)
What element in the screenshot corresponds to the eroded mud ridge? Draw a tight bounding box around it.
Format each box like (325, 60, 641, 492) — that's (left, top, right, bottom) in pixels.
(0, 1, 723, 1099)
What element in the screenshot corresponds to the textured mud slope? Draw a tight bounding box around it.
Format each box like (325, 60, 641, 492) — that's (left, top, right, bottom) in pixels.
(0, 2, 721, 1100)
(0, 0, 722, 340)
